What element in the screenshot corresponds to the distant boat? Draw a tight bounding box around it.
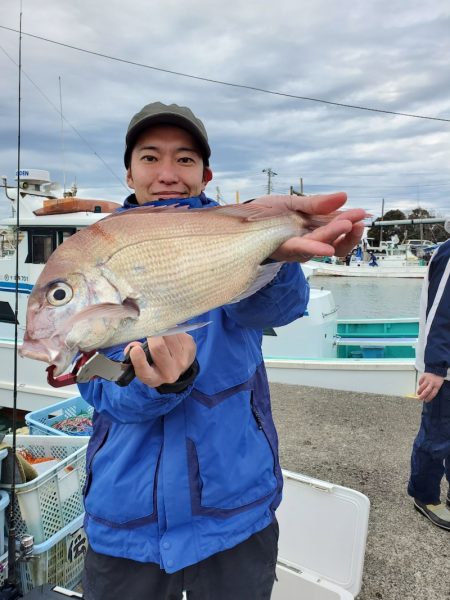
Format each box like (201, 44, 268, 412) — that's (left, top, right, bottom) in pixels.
(306, 239, 428, 278)
(306, 258, 427, 278)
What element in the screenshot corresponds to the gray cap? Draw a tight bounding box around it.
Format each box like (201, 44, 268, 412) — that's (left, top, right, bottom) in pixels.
(124, 102, 211, 167)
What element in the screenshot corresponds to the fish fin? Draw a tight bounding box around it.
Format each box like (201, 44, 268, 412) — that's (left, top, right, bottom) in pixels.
(100, 202, 337, 226)
(67, 300, 140, 327)
(227, 262, 284, 303)
(192, 204, 340, 227)
(151, 321, 212, 337)
(101, 204, 191, 221)
(99, 267, 141, 301)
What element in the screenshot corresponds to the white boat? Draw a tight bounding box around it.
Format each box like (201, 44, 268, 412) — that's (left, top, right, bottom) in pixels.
(306, 259, 427, 278)
(0, 170, 419, 410)
(307, 238, 428, 278)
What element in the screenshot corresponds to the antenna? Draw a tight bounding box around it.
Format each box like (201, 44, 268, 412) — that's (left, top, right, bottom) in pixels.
(59, 76, 66, 195)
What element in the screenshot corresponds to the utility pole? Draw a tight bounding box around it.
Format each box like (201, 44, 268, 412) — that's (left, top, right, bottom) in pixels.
(380, 198, 385, 248)
(290, 177, 305, 196)
(262, 168, 277, 194)
(215, 186, 223, 204)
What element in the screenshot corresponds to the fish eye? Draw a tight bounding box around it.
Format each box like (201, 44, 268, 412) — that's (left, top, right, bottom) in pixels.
(46, 282, 73, 306)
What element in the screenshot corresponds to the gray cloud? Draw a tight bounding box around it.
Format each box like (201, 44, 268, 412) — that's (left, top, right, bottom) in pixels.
(1, 0, 449, 217)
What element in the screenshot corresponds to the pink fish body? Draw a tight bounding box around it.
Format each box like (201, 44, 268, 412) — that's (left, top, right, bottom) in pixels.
(20, 203, 330, 375)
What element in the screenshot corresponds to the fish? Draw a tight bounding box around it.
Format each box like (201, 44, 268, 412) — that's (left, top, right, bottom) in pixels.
(20, 202, 338, 375)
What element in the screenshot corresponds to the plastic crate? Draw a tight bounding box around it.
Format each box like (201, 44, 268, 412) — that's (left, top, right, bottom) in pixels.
(0, 550, 8, 587)
(0, 448, 8, 480)
(0, 489, 9, 555)
(0, 435, 88, 544)
(26, 396, 93, 437)
(18, 513, 87, 595)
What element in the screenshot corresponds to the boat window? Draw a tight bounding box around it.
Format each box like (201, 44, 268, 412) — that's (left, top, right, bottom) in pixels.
(29, 233, 54, 264)
(24, 228, 77, 264)
(0, 301, 17, 324)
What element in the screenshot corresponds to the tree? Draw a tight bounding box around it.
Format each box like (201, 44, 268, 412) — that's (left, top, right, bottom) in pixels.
(407, 208, 434, 242)
(367, 210, 406, 245)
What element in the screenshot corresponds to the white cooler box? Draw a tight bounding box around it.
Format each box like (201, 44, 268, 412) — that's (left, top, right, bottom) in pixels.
(272, 470, 370, 600)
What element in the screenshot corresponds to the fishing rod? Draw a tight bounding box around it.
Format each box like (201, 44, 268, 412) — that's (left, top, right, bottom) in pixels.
(0, 0, 24, 595)
(0, 4, 82, 599)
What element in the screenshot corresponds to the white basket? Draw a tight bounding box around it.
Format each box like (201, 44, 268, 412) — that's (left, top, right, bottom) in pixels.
(0, 435, 88, 544)
(18, 513, 87, 594)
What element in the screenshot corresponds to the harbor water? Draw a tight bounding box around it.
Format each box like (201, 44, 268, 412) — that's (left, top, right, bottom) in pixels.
(309, 275, 423, 320)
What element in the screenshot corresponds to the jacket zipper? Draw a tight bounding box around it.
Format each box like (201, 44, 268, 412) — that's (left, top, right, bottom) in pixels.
(250, 391, 263, 430)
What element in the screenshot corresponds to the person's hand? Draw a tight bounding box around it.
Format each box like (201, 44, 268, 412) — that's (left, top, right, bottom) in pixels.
(416, 372, 444, 402)
(252, 192, 366, 262)
(124, 334, 197, 388)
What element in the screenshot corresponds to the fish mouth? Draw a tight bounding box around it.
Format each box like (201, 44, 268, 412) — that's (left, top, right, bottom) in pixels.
(20, 337, 74, 376)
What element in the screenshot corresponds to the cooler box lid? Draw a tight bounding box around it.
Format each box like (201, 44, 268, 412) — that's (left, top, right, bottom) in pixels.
(277, 470, 370, 598)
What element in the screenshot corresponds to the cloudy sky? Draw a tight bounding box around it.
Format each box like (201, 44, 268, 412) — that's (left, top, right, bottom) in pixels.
(1, 0, 449, 219)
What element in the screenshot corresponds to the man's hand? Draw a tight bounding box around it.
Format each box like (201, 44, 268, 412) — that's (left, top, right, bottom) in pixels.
(124, 334, 197, 388)
(252, 192, 366, 262)
(416, 372, 445, 402)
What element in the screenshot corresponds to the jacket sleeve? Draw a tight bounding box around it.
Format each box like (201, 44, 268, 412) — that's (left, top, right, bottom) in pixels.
(222, 262, 309, 329)
(77, 345, 193, 424)
(423, 246, 450, 376)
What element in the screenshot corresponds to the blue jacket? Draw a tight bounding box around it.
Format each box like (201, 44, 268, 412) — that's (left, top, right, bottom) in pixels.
(79, 193, 309, 573)
(415, 239, 450, 379)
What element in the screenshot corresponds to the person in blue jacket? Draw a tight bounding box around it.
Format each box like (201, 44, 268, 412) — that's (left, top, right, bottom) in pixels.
(408, 233, 450, 530)
(80, 101, 366, 600)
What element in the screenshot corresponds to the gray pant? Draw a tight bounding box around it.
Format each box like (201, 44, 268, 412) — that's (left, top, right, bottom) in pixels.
(83, 519, 278, 600)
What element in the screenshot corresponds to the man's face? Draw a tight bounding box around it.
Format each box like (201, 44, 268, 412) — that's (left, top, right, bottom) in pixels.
(126, 124, 212, 204)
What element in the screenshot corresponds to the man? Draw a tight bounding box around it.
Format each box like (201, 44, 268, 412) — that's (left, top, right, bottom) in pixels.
(408, 230, 450, 531)
(80, 101, 365, 599)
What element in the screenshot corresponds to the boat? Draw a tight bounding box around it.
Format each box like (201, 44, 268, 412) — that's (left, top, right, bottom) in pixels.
(306, 237, 429, 278)
(306, 259, 427, 278)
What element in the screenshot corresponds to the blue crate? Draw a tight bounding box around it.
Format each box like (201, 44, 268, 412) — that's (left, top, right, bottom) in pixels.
(25, 396, 93, 436)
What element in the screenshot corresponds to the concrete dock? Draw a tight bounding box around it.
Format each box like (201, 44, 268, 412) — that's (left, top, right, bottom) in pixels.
(270, 383, 449, 600)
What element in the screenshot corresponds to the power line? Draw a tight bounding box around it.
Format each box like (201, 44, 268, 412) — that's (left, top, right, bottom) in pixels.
(1, 25, 450, 124)
(0, 43, 127, 191)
